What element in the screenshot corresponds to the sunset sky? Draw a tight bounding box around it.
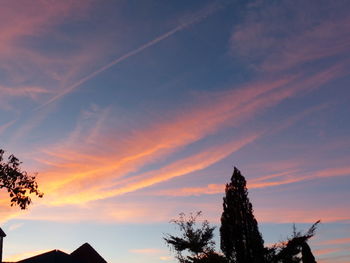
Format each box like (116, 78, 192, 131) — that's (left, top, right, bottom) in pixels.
(0, 0, 349, 262)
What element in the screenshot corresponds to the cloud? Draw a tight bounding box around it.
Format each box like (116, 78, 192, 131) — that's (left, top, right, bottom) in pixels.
(37, 1, 225, 109)
(0, 57, 346, 225)
(0, 0, 100, 143)
(256, 207, 349, 224)
(0, 85, 52, 99)
(155, 184, 225, 197)
(230, 0, 350, 72)
(0, 193, 27, 224)
(27, 56, 348, 207)
(129, 248, 172, 262)
(0, 119, 17, 135)
(315, 248, 344, 256)
(4, 249, 51, 262)
(7, 222, 24, 232)
(160, 256, 172, 261)
(10, 198, 208, 224)
(317, 238, 350, 246)
(1, 0, 348, 227)
(318, 254, 350, 263)
(129, 248, 165, 255)
(0, 1, 92, 83)
(152, 166, 350, 197)
(38, 132, 259, 205)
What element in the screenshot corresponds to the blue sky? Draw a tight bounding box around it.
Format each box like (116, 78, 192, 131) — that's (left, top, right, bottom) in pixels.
(0, 0, 349, 262)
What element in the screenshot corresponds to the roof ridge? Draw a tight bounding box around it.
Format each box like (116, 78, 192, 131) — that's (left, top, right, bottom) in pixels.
(71, 242, 107, 263)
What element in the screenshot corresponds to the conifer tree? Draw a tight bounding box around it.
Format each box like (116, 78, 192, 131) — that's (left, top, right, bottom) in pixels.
(220, 167, 265, 263)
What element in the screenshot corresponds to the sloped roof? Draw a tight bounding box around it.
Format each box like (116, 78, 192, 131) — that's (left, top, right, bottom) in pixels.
(0, 227, 6, 237)
(71, 243, 107, 263)
(17, 250, 80, 263)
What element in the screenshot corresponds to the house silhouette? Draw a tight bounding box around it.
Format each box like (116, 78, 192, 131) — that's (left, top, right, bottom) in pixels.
(0, 228, 107, 263)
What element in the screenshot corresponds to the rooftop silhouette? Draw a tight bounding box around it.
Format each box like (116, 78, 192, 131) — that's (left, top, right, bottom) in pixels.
(4, 243, 107, 263)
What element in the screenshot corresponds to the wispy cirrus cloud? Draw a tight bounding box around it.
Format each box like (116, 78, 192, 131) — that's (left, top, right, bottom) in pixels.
(256, 207, 350, 224)
(152, 166, 350, 197)
(26, 54, 348, 207)
(318, 254, 350, 263)
(0, 119, 17, 135)
(315, 248, 344, 256)
(0, 85, 52, 99)
(230, 0, 350, 72)
(38, 131, 259, 205)
(129, 248, 165, 255)
(37, 1, 225, 109)
(0, 193, 26, 224)
(317, 238, 350, 246)
(0, 1, 93, 88)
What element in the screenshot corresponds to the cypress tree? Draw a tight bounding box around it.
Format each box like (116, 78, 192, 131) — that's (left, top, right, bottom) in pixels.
(220, 167, 265, 263)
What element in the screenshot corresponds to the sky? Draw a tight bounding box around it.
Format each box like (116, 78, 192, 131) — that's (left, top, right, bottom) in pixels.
(0, 0, 349, 262)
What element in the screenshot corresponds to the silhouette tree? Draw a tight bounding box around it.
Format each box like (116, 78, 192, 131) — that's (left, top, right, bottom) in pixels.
(191, 251, 228, 263)
(272, 221, 319, 263)
(164, 212, 227, 263)
(301, 243, 316, 263)
(164, 167, 319, 263)
(220, 167, 265, 263)
(0, 149, 43, 209)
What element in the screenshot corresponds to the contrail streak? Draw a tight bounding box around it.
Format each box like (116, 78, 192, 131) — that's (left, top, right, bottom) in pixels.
(36, 2, 224, 110)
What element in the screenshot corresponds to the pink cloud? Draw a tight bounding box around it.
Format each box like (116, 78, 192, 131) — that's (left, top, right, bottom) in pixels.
(37, 132, 259, 205)
(317, 237, 350, 246)
(0, 119, 16, 135)
(315, 248, 343, 256)
(37, 1, 224, 109)
(152, 165, 350, 198)
(230, 1, 350, 72)
(0, 0, 107, 110)
(0, 85, 52, 100)
(23, 57, 347, 207)
(256, 207, 349, 224)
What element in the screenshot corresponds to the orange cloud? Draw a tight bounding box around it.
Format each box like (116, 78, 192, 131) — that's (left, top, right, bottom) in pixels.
(26, 58, 349, 208)
(11, 198, 208, 224)
(153, 165, 350, 197)
(256, 207, 350, 224)
(316, 237, 350, 246)
(129, 248, 165, 255)
(4, 249, 52, 262)
(160, 256, 172, 261)
(39, 132, 260, 205)
(318, 255, 350, 263)
(314, 248, 343, 256)
(0, 193, 28, 224)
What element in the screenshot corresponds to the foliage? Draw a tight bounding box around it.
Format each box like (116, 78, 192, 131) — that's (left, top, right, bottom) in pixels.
(220, 167, 265, 263)
(165, 167, 320, 263)
(191, 251, 228, 263)
(270, 221, 320, 263)
(164, 212, 218, 263)
(0, 149, 43, 209)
